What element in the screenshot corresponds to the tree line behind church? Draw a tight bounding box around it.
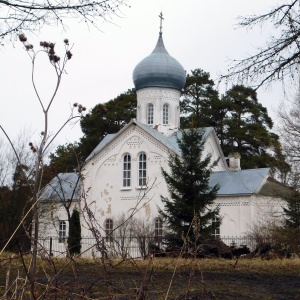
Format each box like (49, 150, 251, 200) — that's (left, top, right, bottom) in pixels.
(48, 68, 289, 180)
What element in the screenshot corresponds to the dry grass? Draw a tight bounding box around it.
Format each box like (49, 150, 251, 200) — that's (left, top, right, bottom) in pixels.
(1, 253, 300, 299)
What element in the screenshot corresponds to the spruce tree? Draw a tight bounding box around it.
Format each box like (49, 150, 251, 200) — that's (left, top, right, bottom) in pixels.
(160, 128, 219, 243)
(68, 209, 81, 255)
(283, 176, 300, 228)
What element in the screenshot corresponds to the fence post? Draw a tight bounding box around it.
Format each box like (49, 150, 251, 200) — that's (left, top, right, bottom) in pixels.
(50, 237, 53, 256)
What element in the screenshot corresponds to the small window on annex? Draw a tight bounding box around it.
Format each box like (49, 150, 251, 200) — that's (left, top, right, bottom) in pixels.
(211, 217, 221, 238)
(59, 221, 67, 243)
(154, 217, 163, 242)
(123, 154, 131, 187)
(163, 103, 169, 125)
(138, 153, 147, 187)
(147, 103, 154, 125)
(105, 218, 114, 243)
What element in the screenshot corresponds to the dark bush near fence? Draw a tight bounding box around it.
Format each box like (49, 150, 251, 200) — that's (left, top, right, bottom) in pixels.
(38, 235, 284, 258)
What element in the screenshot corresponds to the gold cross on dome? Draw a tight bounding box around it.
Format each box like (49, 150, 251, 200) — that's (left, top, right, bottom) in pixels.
(159, 12, 164, 34)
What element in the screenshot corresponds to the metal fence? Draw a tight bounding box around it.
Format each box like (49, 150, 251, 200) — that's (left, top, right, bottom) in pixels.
(37, 235, 268, 258)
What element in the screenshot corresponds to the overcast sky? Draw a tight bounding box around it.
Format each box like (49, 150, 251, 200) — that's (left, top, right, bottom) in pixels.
(0, 0, 288, 151)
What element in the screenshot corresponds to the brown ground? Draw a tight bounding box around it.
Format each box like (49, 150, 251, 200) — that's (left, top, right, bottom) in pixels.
(1, 256, 300, 299)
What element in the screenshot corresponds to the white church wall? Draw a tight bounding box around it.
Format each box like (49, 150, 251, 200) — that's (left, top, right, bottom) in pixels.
(38, 201, 80, 257)
(82, 123, 172, 238)
(215, 194, 285, 238)
(251, 195, 285, 228)
(202, 133, 227, 171)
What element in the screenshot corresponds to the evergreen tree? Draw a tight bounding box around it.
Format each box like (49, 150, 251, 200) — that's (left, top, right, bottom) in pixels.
(80, 88, 136, 154)
(283, 189, 300, 228)
(0, 164, 32, 252)
(49, 89, 136, 173)
(67, 209, 81, 255)
(282, 173, 300, 228)
(160, 128, 219, 242)
(182, 74, 288, 172)
(221, 85, 284, 170)
(181, 69, 219, 128)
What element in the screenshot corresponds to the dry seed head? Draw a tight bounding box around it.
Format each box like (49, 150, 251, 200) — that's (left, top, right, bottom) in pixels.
(64, 38, 69, 44)
(25, 44, 33, 51)
(53, 56, 60, 63)
(73, 103, 78, 107)
(66, 50, 72, 60)
(18, 34, 27, 42)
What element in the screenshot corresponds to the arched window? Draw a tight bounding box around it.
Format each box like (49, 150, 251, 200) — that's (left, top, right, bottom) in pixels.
(154, 217, 163, 242)
(105, 219, 113, 243)
(163, 103, 169, 125)
(123, 154, 131, 187)
(147, 103, 154, 125)
(59, 221, 67, 243)
(138, 153, 147, 186)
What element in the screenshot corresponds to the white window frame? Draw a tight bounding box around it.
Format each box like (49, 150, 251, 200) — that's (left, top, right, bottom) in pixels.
(105, 218, 114, 243)
(59, 220, 67, 243)
(138, 153, 147, 187)
(123, 154, 131, 187)
(212, 217, 220, 238)
(147, 103, 154, 125)
(163, 103, 169, 125)
(154, 217, 163, 242)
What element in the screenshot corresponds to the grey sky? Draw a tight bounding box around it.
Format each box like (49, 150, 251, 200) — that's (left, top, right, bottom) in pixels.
(0, 0, 287, 150)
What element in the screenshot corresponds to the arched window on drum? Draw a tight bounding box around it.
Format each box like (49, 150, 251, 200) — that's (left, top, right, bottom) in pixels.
(163, 103, 169, 125)
(147, 103, 154, 125)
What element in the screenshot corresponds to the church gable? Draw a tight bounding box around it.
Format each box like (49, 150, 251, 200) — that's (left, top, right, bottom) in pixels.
(202, 130, 228, 171)
(85, 120, 174, 171)
(83, 121, 176, 222)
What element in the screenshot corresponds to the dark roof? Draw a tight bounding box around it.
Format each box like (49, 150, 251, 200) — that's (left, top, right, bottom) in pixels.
(132, 33, 186, 91)
(258, 177, 291, 197)
(39, 173, 81, 202)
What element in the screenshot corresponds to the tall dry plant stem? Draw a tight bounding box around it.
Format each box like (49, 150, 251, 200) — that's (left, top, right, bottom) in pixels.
(164, 216, 197, 300)
(0, 34, 85, 300)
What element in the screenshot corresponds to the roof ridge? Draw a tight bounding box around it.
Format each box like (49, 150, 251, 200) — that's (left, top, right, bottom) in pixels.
(213, 167, 270, 174)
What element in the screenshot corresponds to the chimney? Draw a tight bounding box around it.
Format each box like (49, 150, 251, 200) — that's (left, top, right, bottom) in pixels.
(228, 152, 241, 170)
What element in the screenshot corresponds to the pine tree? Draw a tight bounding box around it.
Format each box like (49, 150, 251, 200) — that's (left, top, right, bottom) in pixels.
(283, 175, 300, 228)
(160, 128, 220, 243)
(283, 190, 300, 228)
(68, 209, 81, 255)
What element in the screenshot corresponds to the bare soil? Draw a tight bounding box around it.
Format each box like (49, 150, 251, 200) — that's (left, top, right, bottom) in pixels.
(1, 256, 300, 299)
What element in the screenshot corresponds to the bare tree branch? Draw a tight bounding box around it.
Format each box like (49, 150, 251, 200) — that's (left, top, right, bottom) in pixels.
(0, 0, 129, 43)
(222, 1, 300, 89)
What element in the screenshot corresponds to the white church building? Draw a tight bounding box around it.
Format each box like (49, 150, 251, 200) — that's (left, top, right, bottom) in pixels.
(38, 28, 285, 257)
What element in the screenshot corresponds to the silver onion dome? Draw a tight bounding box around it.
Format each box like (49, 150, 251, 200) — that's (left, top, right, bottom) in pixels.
(133, 33, 186, 91)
